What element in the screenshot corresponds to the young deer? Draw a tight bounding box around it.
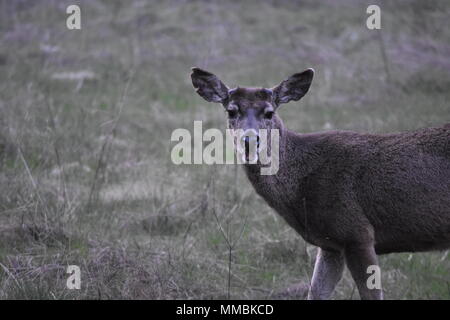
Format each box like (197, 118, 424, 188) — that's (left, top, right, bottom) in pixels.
(190, 67, 450, 300)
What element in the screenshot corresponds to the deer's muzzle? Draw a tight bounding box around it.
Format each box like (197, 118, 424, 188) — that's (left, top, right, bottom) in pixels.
(238, 129, 260, 163)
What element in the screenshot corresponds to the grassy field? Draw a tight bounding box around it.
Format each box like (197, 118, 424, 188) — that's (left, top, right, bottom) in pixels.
(0, 0, 449, 299)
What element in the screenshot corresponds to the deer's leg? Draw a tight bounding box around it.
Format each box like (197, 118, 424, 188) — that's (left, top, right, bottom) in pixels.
(344, 244, 383, 300)
(307, 248, 345, 300)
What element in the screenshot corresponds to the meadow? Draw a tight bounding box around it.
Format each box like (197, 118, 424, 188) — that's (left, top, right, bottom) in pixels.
(0, 0, 448, 299)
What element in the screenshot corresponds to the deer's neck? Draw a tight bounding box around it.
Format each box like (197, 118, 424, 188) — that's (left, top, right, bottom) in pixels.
(243, 128, 319, 182)
(243, 128, 322, 233)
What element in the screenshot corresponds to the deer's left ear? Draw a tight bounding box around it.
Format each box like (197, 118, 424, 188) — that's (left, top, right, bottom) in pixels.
(272, 68, 314, 105)
(191, 67, 229, 103)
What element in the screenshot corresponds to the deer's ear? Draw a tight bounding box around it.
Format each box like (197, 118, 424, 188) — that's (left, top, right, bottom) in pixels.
(272, 68, 314, 105)
(191, 67, 229, 103)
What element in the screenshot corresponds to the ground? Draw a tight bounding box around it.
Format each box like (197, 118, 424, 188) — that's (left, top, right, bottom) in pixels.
(0, 0, 449, 299)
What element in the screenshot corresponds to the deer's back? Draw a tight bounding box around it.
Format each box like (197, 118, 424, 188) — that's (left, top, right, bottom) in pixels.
(307, 125, 450, 254)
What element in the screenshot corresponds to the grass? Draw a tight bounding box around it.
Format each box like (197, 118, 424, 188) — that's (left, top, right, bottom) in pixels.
(0, 0, 449, 299)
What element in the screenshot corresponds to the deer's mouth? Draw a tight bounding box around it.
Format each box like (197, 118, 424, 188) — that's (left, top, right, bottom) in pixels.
(243, 135, 260, 163)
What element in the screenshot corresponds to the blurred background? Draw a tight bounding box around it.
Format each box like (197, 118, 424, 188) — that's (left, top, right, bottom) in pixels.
(0, 0, 448, 299)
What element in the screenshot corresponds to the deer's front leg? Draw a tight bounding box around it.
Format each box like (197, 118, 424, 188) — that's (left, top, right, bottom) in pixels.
(344, 244, 383, 300)
(307, 248, 345, 300)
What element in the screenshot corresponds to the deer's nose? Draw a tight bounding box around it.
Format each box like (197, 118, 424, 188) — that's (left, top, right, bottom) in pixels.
(240, 129, 260, 149)
(243, 135, 260, 147)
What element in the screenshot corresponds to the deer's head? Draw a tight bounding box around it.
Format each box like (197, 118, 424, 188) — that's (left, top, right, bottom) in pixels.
(191, 67, 314, 162)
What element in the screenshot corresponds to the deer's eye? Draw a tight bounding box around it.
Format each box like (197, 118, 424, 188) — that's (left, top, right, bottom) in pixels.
(264, 110, 274, 119)
(227, 109, 238, 118)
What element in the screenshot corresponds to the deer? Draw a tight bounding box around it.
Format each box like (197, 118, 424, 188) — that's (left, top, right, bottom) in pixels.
(190, 67, 450, 300)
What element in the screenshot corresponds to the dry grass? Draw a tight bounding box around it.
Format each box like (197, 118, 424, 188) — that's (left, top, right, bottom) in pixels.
(0, 0, 449, 299)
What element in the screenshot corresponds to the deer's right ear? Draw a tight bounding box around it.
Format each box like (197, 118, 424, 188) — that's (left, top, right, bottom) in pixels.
(191, 67, 229, 103)
(272, 68, 314, 105)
